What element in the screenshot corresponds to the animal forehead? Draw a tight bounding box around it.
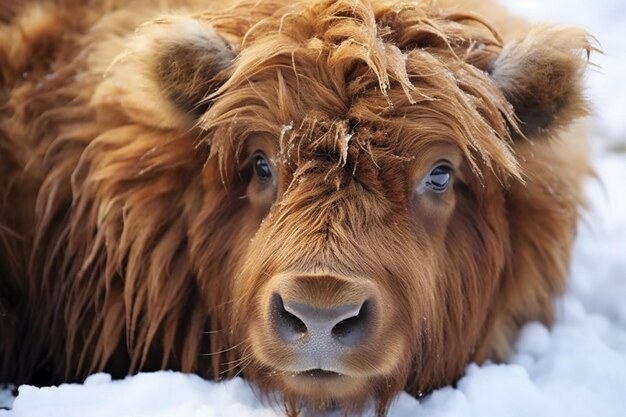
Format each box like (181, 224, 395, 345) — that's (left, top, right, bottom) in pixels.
(218, 0, 498, 104)
(204, 0, 519, 182)
(219, 19, 503, 148)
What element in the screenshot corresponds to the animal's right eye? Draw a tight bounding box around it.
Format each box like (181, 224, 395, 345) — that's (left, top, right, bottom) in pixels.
(253, 153, 273, 183)
(425, 164, 452, 193)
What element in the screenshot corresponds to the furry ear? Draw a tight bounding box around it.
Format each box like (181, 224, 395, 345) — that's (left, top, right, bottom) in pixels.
(93, 16, 236, 128)
(489, 26, 593, 138)
(152, 18, 236, 117)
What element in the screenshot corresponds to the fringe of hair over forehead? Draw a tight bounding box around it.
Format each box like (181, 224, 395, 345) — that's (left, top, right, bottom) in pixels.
(197, 0, 521, 183)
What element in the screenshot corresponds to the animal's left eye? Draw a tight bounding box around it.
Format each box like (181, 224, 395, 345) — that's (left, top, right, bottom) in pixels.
(425, 164, 452, 192)
(253, 153, 273, 183)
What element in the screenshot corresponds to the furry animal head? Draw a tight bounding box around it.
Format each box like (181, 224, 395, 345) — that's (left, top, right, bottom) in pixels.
(17, 0, 592, 414)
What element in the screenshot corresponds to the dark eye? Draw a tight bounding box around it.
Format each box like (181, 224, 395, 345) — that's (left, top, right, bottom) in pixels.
(253, 153, 273, 183)
(425, 164, 452, 192)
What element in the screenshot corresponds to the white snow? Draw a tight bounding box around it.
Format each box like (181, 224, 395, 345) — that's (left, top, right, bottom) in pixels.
(0, 387, 13, 410)
(281, 121, 294, 137)
(2, 1, 626, 416)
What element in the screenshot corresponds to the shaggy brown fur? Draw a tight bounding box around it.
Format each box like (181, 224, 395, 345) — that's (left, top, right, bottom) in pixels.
(0, 0, 593, 414)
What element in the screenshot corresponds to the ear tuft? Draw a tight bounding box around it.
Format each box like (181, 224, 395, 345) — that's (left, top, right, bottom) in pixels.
(93, 16, 236, 129)
(153, 19, 236, 117)
(490, 26, 594, 138)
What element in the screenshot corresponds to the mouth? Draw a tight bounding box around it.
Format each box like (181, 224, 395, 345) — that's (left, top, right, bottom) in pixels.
(293, 368, 345, 383)
(294, 368, 342, 379)
(288, 368, 345, 385)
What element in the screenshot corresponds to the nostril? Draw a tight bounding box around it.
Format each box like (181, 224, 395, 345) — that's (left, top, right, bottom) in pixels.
(331, 299, 372, 347)
(271, 293, 307, 343)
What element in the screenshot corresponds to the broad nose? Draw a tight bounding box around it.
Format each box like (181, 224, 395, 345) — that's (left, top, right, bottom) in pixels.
(268, 274, 377, 351)
(271, 293, 373, 347)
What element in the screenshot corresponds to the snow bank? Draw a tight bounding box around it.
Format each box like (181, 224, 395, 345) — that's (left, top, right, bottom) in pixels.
(0, 388, 13, 411)
(1, 373, 283, 417)
(2, 1, 625, 416)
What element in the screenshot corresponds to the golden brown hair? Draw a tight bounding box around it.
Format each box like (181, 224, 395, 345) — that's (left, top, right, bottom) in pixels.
(0, 0, 593, 414)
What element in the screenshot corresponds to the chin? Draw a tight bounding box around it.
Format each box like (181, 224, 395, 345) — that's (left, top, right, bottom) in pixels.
(245, 359, 406, 417)
(278, 370, 368, 400)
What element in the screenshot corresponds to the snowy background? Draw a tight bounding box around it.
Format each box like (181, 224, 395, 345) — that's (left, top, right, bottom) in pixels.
(2, 0, 625, 416)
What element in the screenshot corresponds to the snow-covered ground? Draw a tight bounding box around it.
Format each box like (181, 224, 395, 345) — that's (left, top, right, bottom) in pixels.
(2, 1, 625, 416)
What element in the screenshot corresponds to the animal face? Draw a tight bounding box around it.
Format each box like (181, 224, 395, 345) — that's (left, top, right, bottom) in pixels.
(229, 132, 507, 413)
(217, 79, 513, 412)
